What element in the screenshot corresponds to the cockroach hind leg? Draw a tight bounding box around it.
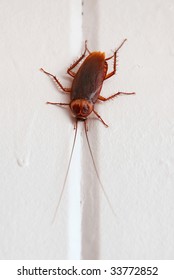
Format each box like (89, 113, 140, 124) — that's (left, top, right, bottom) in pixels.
(115, 38, 127, 53)
(105, 39, 127, 80)
(67, 41, 90, 77)
(85, 40, 91, 54)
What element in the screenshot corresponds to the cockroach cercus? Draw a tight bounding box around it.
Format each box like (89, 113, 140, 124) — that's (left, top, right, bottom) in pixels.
(40, 39, 135, 218)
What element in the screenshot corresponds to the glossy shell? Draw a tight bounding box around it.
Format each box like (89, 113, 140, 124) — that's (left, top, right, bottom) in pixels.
(71, 52, 107, 104)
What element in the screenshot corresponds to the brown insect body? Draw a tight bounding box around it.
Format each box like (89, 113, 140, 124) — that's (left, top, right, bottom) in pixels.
(40, 40, 135, 218)
(70, 52, 106, 120)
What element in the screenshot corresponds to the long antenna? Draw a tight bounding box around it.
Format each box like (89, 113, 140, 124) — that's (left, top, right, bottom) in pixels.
(52, 120, 78, 223)
(84, 121, 116, 216)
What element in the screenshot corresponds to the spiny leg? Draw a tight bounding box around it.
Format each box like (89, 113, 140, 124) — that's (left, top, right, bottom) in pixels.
(67, 40, 91, 77)
(40, 68, 71, 93)
(93, 109, 108, 127)
(105, 39, 127, 80)
(98, 91, 135, 102)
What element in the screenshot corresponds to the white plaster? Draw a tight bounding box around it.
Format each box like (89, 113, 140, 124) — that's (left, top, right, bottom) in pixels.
(0, 0, 174, 260)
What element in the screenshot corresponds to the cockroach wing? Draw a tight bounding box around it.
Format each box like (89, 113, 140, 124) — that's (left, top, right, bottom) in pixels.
(71, 52, 107, 104)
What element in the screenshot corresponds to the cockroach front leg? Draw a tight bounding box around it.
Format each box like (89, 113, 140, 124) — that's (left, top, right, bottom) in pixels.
(98, 91, 135, 102)
(67, 41, 91, 77)
(40, 68, 71, 93)
(93, 109, 108, 127)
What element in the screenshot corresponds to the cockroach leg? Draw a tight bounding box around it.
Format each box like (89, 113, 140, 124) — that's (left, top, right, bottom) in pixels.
(104, 53, 116, 80)
(114, 38, 127, 54)
(98, 91, 135, 102)
(67, 41, 90, 77)
(105, 53, 115, 61)
(93, 109, 108, 127)
(105, 39, 127, 80)
(40, 68, 71, 93)
(46, 101, 69, 106)
(84, 40, 91, 54)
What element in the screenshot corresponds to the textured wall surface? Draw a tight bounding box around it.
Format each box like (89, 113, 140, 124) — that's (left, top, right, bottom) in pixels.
(0, 0, 174, 260)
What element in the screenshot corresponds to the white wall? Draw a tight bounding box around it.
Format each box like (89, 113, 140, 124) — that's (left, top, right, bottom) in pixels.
(0, 0, 174, 260)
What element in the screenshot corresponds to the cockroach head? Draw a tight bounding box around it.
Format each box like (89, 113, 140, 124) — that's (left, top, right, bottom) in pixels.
(70, 99, 93, 120)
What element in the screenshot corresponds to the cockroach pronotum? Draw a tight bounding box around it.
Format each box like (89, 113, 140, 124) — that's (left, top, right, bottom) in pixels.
(40, 39, 135, 218)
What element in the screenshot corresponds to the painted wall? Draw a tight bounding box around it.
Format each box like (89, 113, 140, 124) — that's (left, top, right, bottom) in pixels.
(0, 0, 174, 259)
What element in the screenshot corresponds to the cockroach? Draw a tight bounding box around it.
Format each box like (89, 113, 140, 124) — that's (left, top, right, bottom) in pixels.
(40, 39, 135, 217)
